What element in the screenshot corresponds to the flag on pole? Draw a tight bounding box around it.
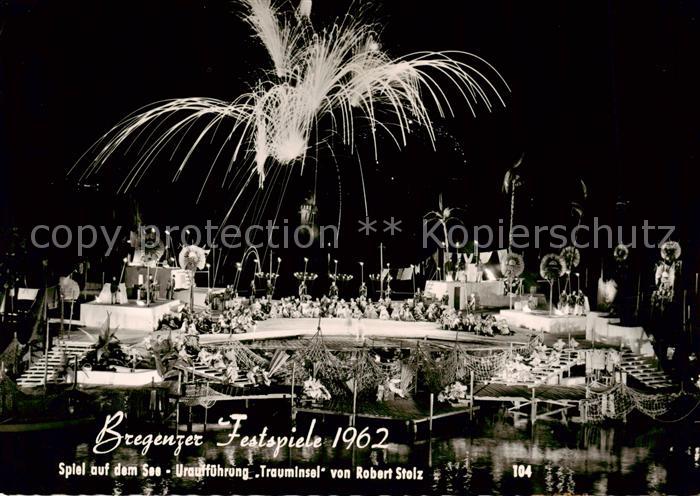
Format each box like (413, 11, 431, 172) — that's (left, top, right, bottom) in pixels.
(479, 251, 492, 264)
(398, 268, 413, 280)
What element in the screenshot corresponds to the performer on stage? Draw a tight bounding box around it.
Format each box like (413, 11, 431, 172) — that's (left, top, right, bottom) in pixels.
(149, 275, 159, 303)
(110, 277, 119, 305)
(385, 275, 393, 300)
(166, 274, 175, 300)
(467, 293, 477, 312)
(249, 279, 256, 301)
(359, 281, 368, 299)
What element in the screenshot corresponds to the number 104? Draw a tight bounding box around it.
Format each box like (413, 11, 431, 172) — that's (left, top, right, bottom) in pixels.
(513, 464, 532, 478)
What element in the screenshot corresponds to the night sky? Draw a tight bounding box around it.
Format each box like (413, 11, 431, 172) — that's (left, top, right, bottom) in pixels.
(1, 0, 699, 281)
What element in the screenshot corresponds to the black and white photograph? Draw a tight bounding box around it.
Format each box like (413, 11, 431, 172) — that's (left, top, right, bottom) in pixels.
(1, 0, 700, 494)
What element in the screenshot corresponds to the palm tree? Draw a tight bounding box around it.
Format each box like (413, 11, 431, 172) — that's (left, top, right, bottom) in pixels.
(424, 194, 463, 281)
(78, 313, 129, 370)
(502, 153, 525, 251)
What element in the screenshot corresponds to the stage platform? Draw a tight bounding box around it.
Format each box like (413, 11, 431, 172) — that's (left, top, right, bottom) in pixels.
(198, 317, 530, 347)
(424, 280, 510, 309)
(80, 300, 180, 331)
(498, 309, 587, 335)
(586, 311, 654, 357)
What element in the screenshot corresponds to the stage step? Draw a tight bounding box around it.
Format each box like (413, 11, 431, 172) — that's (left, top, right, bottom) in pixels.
(619, 349, 674, 389)
(530, 350, 584, 385)
(16, 340, 93, 388)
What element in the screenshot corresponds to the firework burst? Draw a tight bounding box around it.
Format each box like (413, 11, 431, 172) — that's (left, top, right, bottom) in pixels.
(73, 0, 508, 203)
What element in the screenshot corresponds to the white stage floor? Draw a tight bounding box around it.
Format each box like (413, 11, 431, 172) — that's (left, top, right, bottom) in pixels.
(498, 309, 587, 335)
(80, 300, 180, 331)
(198, 317, 530, 346)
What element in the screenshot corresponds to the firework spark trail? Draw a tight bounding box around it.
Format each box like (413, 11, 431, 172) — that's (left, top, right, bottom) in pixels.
(72, 0, 508, 221)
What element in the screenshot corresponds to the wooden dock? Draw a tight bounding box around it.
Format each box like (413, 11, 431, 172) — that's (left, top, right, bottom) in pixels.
(473, 382, 592, 424)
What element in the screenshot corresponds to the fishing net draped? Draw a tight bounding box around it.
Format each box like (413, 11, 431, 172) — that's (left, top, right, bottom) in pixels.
(585, 383, 683, 422)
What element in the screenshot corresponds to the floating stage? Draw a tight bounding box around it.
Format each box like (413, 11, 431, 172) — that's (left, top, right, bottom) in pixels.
(498, 309, 587, 335)
(80, 300, 180, 330)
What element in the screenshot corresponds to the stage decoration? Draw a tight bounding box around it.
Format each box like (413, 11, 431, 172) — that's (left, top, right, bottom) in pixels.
(255, 271, 279, 280)
(59, 277, 80, 302)
(501, 252, 525, 279)
(406, 343, 435, 374)
(293, 272, 318, 281)
(267, 349, 289, 377)
(291, 327, 344, 393)
(178, 245, 208, 309)
(584, 382, 683, 422)
(437, 381, 468, 404)
(462, 350, 512, 382)
(652, 241, 682, 310)
(143, 333, 193, 379)
(0, 333, 24, 376)
(501, 252, 524, 308)
(219, 341, 268, 373)
(502, 153, 525, 250)
(346, 348, 386, 396)
(425, 194, 464, 281)
(440, 346, 469, 386)
(299, 194, 320, 241)
(540, 254, 566, 281)
(660, 240, 681, 263)
(293, 271, 317, 299)
(178, 245, 208, 272)
(560, 247, 580, 274)
(613, 244, 629, 263)
(59, 276, 81, 332)
(540, 253, 566, 314)
(329, 273, 354, 282)
(558, 246, 583, 311)
(73, 0, 507, 230)
(302, 378, 331, 402)
(79, 314, 130, 371)
(130, 229, 165, 267)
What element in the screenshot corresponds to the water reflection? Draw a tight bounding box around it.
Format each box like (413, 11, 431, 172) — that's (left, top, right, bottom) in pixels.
(1, 412, 699, 495)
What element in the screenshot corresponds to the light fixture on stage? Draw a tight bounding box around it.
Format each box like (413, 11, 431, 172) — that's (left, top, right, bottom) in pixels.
(119, 257, 129, 284)
(233, 262, 243, 295)
(164, 230, 172, 266)
(358, 262, 367, 299)
(206, 263, 211, 291)
(410, 264, 416, 296)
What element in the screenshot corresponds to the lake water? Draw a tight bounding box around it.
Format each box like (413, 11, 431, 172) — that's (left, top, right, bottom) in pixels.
(1, 409, 699, 495)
